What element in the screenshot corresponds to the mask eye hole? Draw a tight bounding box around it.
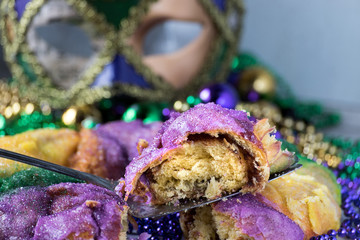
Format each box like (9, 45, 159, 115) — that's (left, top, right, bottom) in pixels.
(34, 21, 94, 58)
(142, 20, 203, 56)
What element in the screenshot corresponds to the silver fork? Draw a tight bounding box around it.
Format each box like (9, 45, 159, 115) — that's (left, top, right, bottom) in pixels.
(0, 148, 301, 218)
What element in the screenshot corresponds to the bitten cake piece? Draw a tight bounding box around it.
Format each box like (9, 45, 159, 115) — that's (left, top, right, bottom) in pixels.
(124, 103, 293, 204)
(260, 158, 341, 238)
(69, 120, 162, 179)
(180, 159, 341, 240)
(181, 194, 304, 240)
(0, 183, 128, 240)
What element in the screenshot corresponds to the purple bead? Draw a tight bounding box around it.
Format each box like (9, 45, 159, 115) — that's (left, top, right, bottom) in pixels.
(155, 220, 163, 227)
(173, 234, 182, 240)
(338, 162, 345, 170)
(271, 131, 282, 140)
(352, 213, 360, 220)
(156, 227, 164, 236)
(345, 159, 354, 167)
(316, 235, 325, 240)
(199, 88, 212, 102)
(162, 108, 171, 117)
(143, 225, 153, 234)
(249, 116, 257, 122)
(215, 84, 239, 109)
(345, 208, 355, 217)
(328, 237, 337, 240)
(310, 237, 317, 240)
(342, 202, 351, 210)
(327, 229, 337, 236)
(338, 228, 347, 237)
(342, 219, 352, 227)
(247, 90, 259, 102)
(348, 227, 357, 238)
(199, 84, 239, 109)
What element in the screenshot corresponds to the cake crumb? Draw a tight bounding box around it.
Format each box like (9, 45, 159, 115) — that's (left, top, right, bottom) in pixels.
(85, 200, 100, 208)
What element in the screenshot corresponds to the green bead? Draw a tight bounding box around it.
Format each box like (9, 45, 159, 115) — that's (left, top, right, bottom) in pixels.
(354, 162, 360, 169)
(194, 97, 202, 105)
(231, 57, 240, 71)
(340, 172, 347, 179)
(347, 166, 354, 174)
(186, 96, 195, 105)
(351, 172, 358, 180)
(122, 105, 138, 122)
(143, 111, 161, 124)
(0, 115, 6, 130)
(82, 118, 97, 129)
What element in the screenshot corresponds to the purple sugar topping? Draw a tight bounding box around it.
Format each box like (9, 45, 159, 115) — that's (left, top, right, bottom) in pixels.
(124, 103, 262, 196)
(95, 120, 162, 179)
(0, 187, 51, 239)
(47, 183, 125, 213)
(33, 203, 99, 239)
(0, 183, 126, 239)
(213, 194, 304, 240)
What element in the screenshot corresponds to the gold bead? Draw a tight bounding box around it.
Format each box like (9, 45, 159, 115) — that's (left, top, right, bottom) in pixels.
(181, 103, 190, 112)
(4, 106, 13, 118)
(329, 146, 337, 155)
(295, 121, 306, 132)
(41, 104, 51, 115)
(62, 108, 77, 126)
(286, 135, 295, 144)
(306, 125, 315, 134)
(173, 101, 183, 112)
(12, 102, 20, 114)
(283, 118, 294, 128)
(237, 66, 276, 96)
(25, 103, 35, 114)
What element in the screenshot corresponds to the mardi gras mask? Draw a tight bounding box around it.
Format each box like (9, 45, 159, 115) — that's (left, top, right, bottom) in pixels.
(0, 0, 243, 108)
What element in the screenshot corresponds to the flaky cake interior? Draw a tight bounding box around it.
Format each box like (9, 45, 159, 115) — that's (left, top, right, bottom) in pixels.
(180, 206, 249, 240)
(212, 211, 250, 240)
(180, 206, 217, 240)
(144, 134, 263, 204)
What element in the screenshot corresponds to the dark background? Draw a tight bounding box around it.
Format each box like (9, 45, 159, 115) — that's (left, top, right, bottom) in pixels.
(0, 43, 11, 79)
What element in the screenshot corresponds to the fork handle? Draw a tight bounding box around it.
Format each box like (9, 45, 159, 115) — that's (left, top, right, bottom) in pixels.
(0, 148, 117, 191)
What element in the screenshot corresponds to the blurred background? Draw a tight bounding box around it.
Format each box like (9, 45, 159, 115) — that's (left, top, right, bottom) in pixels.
(240, 0, 360, 139)
(0, 0, 359, 138)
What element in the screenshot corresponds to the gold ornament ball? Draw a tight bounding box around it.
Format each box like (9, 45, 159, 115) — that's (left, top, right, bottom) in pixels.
(236, 66, 276, 97)
(62, 105, 102, 127)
